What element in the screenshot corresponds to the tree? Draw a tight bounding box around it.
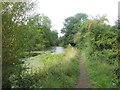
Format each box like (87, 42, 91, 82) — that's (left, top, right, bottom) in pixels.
(2, 2, 35, 88)
(74, 15, 118, 86)
(74, 15, 118, 64)
(27, 14, 58, 50)
(61, 13, 88, 46)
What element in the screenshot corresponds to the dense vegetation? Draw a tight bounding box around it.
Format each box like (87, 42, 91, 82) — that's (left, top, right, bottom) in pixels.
(75, 16, 119, 88)
(61, 14, 119, 88)
(2, 2, 58, 88)
(2, 1, 119, 88)
(61, 13, 88, 46)
(9, 46, 79, 88)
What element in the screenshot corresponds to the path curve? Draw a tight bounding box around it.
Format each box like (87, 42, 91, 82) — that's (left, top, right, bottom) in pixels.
(75, 54, 89, 88)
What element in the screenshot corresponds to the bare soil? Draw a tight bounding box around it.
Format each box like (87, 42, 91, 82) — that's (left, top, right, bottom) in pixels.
(75, 55, 89, 88)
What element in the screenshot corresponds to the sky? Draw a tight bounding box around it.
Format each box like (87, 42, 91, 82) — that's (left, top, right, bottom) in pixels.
(34, 0, 119, 36)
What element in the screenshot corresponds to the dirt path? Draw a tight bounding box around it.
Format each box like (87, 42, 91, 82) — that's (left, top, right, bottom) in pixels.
(75, 55, 89, 88)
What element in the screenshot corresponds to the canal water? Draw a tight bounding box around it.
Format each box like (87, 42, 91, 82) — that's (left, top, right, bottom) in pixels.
(23, 46, 64, 71)
(52, 46, 64, 54)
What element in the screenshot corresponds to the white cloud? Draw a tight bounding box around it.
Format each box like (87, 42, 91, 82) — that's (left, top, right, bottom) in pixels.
(35, 0, 119, 36)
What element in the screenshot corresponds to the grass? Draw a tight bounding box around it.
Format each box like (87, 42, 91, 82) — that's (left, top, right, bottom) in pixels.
(22, 50, 54, 71)
(22, 50, 53, 58)
(38, 46, 80, 88)
(24, 50, 52, 54)
(81, 50, 118, 88)
(11, 46, 80, 88)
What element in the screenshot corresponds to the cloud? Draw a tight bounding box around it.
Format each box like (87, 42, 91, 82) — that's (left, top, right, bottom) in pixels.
(35, 0, 119, 36)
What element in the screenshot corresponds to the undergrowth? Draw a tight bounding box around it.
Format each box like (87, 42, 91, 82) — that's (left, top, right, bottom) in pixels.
(81, 49, 119, 88)
(10, 46, 80, 88)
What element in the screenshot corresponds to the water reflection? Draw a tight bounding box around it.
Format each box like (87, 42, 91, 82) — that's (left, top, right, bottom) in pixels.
(52, 47, 64, 54)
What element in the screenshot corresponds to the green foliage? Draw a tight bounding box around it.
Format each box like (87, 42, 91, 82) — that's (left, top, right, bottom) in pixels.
(2, 2, 35, 88)
(58, 36, 66, 47)
(82, 50, 118, 88)
(74, 15, 119, 87)
(27, 14, 58, 51)
(2, 2, 58, 88)
(2, 2, 119, 88)
(61, 13, 88, 46)
(10, 47, 80, 88)
(75, 16, 117, 63)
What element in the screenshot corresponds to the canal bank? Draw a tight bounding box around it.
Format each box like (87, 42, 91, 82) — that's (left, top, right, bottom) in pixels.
(23, 46, 65, 70)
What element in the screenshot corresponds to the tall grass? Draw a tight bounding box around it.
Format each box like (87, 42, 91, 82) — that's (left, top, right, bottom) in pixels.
(11, 46, 80, 88)
(81, 49, 118, 88)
